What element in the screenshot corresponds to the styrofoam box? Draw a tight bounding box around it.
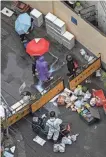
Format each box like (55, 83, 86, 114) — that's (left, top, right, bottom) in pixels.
(45, 12, 57, 23)
(53, 18, 66, 34)
(62, 31, 75, 42)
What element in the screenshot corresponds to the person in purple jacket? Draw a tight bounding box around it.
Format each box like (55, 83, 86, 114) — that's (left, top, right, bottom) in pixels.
(36, 56, 53, 82)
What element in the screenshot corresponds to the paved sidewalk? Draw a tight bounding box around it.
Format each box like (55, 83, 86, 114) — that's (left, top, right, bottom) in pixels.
(1, 1, 106, 157)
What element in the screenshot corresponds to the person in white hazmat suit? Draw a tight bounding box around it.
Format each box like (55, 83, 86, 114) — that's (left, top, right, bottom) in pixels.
(46, 111, 62, 142)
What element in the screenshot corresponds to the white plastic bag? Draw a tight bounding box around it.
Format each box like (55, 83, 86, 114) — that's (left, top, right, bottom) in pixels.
(83, 91, 91, 101)
(88, 56, 94, 63)
(90, 98, 96, 107)
(84, 54, 90, 61)
(74, 86, 83, 96)
(96, 69, 101, 77)
(59, 143, 65, 153)
(62, 137, 72, 145)
(74, 100, 82, 108)
(80, 49, 86, 56)
(53, 144, 59, 152)
(64, 88, 72, 96)
(69, 134, 79, 142)
(70, 95, 78, 101)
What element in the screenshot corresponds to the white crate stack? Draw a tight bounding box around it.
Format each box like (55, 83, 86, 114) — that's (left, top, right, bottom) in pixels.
(45, 13, 66, 44)
(45, 13, 57, 38)
(30, 9, 43, 27)
(62, 31, 75, 50)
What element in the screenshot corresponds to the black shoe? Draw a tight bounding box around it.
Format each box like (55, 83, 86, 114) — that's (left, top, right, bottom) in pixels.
(67, 73, 71, 76)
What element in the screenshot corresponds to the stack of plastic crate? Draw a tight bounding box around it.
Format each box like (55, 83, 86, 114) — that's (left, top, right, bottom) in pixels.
(45, 13, 66, 44)
(30, 9, 43, 27)
(53, 18, 66, 44)
(45, 12, 57, 38)
(62, 31, 75, 50)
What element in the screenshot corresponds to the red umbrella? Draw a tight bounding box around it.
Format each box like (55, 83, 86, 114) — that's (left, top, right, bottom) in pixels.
(26, 38, 50, 56)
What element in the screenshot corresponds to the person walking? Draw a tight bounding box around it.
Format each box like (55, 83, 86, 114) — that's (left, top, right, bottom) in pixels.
(66, 55, 76, 77)
(36, 56, 53, 82)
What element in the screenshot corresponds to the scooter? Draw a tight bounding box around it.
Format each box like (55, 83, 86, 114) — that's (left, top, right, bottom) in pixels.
(32, 114, 71, 141)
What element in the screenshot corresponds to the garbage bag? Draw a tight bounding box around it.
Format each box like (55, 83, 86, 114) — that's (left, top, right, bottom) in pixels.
(59, 143, 65, 153)
(53, 143, 65, 153)
(62, 136, 72, 145)
(96, 69, 101, 77)
(84, 54, 90, 61)
(64, 88, 72, 96)
(22, 95, 31, 104)
(69, 134, 79, 142)
(80, 49, 86, 56)
(53, 144, 59, 152)
(82, 86, 88, 93)
(74, 100, 82, 108)
(83, 91, 91, 101)
(74, 85, 83, 96)
(70, 95, 78, 101)
(90, 98, 96, 107)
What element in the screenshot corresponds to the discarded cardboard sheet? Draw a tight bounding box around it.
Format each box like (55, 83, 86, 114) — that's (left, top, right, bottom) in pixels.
(33, 136, 46, 146)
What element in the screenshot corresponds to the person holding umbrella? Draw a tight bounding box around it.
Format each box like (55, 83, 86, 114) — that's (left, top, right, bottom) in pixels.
(26, 38, 53, 82)
(15, 13, 31, 42)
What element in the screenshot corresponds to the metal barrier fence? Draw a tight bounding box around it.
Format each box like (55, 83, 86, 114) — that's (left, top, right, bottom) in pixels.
(2, 77, 64, 128)
(68, 56, 101, 89)
(2, 56, 102, 128)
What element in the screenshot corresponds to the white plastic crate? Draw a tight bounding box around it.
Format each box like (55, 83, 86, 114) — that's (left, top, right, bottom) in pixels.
(62, 31, 75, 50)
(30, 9, 43, 27)
(45, 20, 54, 27)
(54, 33, 62, 44)
(46, 24, 61, 35)
(62, 39, 75, 50)
(45, 12, 57, 23)
(47, 29, 55, 38)
(53, 18, 66, 34)
(62, 31, 75, 42)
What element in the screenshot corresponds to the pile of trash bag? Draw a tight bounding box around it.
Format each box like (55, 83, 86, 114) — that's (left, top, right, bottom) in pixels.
(53, 134, 79, 153)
